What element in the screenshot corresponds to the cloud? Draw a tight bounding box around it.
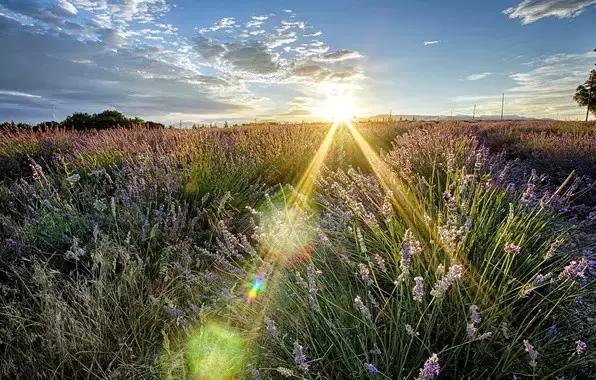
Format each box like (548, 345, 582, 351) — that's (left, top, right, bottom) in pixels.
(199, 17, 236, 33)
(195, 12, 365, 87)
(423, 40, 440, 46)
(317, 50, 363, 62)
(503, 0, 596, 24)
(452, 50, 596, 118)
(0, 15, 246, 122)
(0, 90, 42, 98)
(0, 4, 365, 121)
(466, 72, 493, 81)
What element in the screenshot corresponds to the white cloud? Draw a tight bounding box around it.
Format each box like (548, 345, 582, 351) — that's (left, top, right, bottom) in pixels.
(466, 72, 493, 81)
(503, 0, 596, 24)
(0, 90, 42, 98)
(199, 17, 236, 33)
(423, 40, 440, 46)
(56, 0, 78, 16)
(316, 50, 363, 62)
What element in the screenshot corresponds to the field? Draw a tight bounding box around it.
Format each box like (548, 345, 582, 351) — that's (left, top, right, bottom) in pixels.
(0, 120, 595, 379)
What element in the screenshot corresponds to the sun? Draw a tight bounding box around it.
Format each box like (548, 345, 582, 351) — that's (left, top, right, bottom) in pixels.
(318, 85, 355, 123)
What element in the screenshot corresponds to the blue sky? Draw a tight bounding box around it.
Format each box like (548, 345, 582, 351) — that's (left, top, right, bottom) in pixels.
(0, 0, 595, 123)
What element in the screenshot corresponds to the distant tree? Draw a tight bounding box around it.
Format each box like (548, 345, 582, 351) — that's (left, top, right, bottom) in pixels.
(574, 69, 596, 120)
(62, 112, 93, 129)
(224, 120, 229, 128)
(92, 110, 129, 129)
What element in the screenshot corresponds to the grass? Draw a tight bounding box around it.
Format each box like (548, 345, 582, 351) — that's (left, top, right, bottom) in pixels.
(0, 120, 594, 379)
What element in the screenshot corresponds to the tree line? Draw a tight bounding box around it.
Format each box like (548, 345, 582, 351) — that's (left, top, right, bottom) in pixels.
(0, 110, 164, 132)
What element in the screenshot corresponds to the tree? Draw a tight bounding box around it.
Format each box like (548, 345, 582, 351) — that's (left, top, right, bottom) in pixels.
(62, 112, 93, 129)
(574, 69, 596, 121)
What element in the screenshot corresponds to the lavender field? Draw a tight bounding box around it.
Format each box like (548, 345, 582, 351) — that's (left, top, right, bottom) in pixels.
(0, 120, 594, 379)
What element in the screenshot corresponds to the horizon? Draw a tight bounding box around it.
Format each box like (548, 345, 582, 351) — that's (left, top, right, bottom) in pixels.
(0, 0, 595, 124)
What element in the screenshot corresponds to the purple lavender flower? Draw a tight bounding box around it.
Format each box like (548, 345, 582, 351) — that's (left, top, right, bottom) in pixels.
(412, 276, 425, 303)
(466, 322, 478, 339)
(354, 295, 372, 321)
(358, 263, 373, 285)
(430, 264, 464, 299)
(4, 238, 17, 249)
(523, 340, 539, 368)
(162, 305, 185, 319)
(504, 242, 521, 255)
(588, 259, 596, 277)
(372, 253, 387, 273)
(306, 264, 322, 311)
(559, 257, 588, 284)
(574, 340, 587, 356)
(400, 229, 422, 277)
(545, 325, 558, 336)
(415, 353, 440, 380)
(293, 341, 309, 373)
(264, 316, 278, 338)
(469, 305, 482, 324)
(366, 363, 378, 374)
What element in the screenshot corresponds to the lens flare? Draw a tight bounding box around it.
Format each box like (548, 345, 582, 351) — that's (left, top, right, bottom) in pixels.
(159, 321, 246, 380)
(258, 192, 318, 266)
(246, 271, 266, 302)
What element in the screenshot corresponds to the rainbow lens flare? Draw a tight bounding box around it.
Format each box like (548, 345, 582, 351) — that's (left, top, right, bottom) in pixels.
(246, 272, 266, 302)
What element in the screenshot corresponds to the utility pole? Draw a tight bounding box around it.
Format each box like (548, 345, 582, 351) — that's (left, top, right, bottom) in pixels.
(586, 70, 594, 122)
(500, 93, 504, 121)
(472, 104, 476, 120)
(584, 48, 596, 122)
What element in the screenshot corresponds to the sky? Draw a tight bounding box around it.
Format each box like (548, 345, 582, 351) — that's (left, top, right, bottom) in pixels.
(0, 0, 595, 124)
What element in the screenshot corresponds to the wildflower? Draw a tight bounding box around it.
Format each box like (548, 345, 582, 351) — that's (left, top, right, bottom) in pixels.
(415, 353, 440, 380)
(574, 340, 587, 356)
(532, 272, 552, 286)
(293, 341, 309, 373)
(477, 332, 493, 340)
(523, 340, 539, 368)
(162, 305, 185, 319)
(436, 264, 445, 278)
(356, 227, 367, 254)
(358, 263, 373, 285)
(247, 364, 261, 380)
(469, 305, 482, 324)
(430, 264, 464, 299)
(545, 325, 558, 336)
(588, 259, 596, 277)
(372, 253, 387, 273)
(412, 276, 425, 303)
(400, 229, 422, 276)
(305, 264, 322, 311)
(366, 363, 378, 374)
(30, 162, 43, 180)
(559, 257, 588, 284)
(368, 290, 379, 308)
(521, 170, 539, 207)
(504, 242, 521, 255)
(545, 238, 564, 260)
(4, 238, 17, 249)
(264, 316, 278, 338)
(275, 367, 295, 377)
(354, 295, 372, 321)
(466, 322, 478, 339)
